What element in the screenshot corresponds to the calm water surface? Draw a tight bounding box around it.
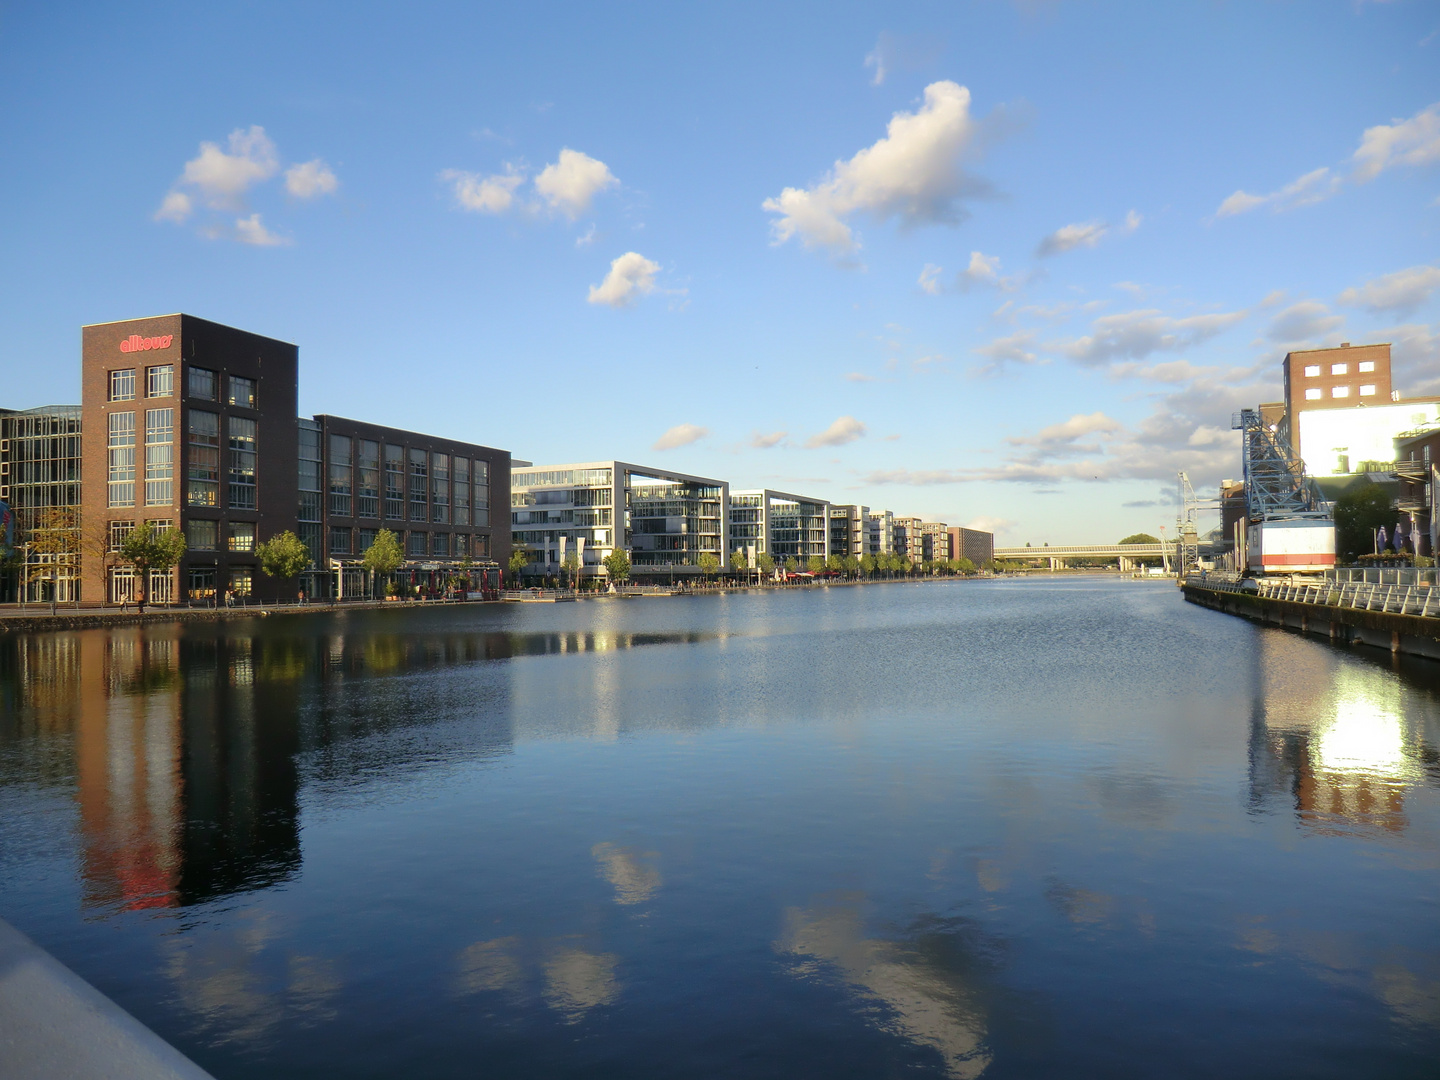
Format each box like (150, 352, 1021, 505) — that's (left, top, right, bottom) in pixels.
(2, 579, 1439, 1079)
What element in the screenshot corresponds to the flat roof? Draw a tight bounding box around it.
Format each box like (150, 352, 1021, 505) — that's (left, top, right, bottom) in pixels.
(515, 460, 727, 488)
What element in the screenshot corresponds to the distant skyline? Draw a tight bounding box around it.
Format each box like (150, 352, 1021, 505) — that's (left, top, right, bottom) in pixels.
(3, 1, 1437, 544)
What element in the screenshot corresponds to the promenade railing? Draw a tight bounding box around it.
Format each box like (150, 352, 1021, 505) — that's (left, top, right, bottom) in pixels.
(1186, 573, 1440, 618)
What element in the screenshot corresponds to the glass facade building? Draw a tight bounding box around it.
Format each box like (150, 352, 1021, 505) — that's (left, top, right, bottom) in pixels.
(0, 405, 83, 602)
(728, 489, 830, 564)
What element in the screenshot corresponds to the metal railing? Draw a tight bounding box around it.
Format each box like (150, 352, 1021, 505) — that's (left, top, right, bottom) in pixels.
(1187, 574, 1440, 618)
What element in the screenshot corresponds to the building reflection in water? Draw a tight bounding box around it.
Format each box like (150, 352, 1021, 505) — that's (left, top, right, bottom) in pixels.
(776, 894, 995, 1079)
(1246, 632, 1440, 834)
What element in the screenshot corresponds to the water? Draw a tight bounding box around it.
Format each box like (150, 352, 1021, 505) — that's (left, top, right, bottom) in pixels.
(1, 578, 1438, 1079)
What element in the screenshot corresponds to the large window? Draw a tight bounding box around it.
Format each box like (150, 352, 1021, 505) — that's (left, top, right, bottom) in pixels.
(188, 566, 217, 601)
(474, 460, 489, 527)
(187, 410, 220, 506)
(454, 457, 471, 526)
(109, 369, 136, 402)
(409, 448, 427, 522)
(431, 532, 449, 557)
(299, 420, 322, 526)
(384, 444, 404, 519)
(432, 453, 450, 523)
(328, 434, 352, 517)
(107, 411, 136, 507)
(358, 528, 377, 553)
(187, 519, 218, 550)
(330, 526, 352, 555)
(228, 416, 258, 509)
(188, 366, 217, 401)
(358, 439, 380, 519)
(408, 531, 427, 556)
(143, 408, 173, 506)
(228, 375, 257, 409)
(146, 365, 173, 397)
(229, 567, 253, 597)
(108, 520, 136, 551)
(229, 522, 255, 552)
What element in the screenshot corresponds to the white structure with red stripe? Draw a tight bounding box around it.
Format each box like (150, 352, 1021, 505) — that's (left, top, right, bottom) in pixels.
(1247, 519, 1336, 573)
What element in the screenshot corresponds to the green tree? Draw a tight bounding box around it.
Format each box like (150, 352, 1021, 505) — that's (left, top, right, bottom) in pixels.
(784, 556, 799, 575)
(807, 555, 826, 574)
(697, 551, 720, 580)
(507, 548, 530, 586)
(256, 530, 311, 596)
(1119, 533, 1160, 545)
(955, 556, 976, 575)
(1333, 483, 1394, 563)
(860, 553, 876, 577)
(561, 550, 581, 589)
(902, 556, 914, 576)
(363, 528, 404, 597)
(756, 551, 775, 578)
(603, 548, 631, 584)
(729, 550, 748, 577)
(24, 507, 81, 611)
(118, 522, 186, 613)
(843, 554, 859, 578)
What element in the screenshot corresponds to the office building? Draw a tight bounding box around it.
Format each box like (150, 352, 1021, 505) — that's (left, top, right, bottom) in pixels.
(946, 526, 994, 567)
(730, 489, 829, 565)
(0, 405, 83, 602)
(829, 504, 869, 561)
(512, 461, 727, 581)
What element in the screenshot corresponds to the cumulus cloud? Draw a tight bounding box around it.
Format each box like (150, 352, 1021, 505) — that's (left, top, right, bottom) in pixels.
(971, 329, 1039, 374)
(1037, 220, 1107, 257)
(285, 158, 338, 199)
(233, 213, 289, 247)
(173, 125, 280, 213)
(921, 251, 1019, 295)
(1058, 308, 1247, 366)
(153, 191, 192, 223)
(763, 81, 997, 255)
(652, 423, 709, 451)
(1213, 166, 1340, 218)
(587, 252, 661, 308)
(1006, 411, 1123, 453)
(443, 166, 525, 214)
(844, 372, 878, 382)
(1338, 264, 1440, 314)
(862, 468, 969, 485)
(1265, 300, 1343, 345)
(535, 148, 618, 219)
(862, 31, 941, 87)
(918, 263, 944, 295)
(805, 416, 867, 448)
(1351, 102, 1440, 182)
(1383, 321, 1440, 397)
(750, 430, 788, 449)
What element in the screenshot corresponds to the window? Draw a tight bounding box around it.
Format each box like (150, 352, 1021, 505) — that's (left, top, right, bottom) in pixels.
(357, 439, 380, 519)
(1359, 361, 1375, 373)
(1330, 363, 1348, 376)
(408, 531, 427, 556)
(1332, 386, 1350, 398)
(329, 526, 352, 555)
(328, 434, 352, 517)
(228, 416, 258, 509)
(1360, 384, 1377, 397)
(384, 444, 404, 519)
(1305, 388, 1322, 401)
(228, 375, 256, 409)
(146, 365, 173, 397)
(187, 519, 218, 550)
(109, 369, 136, 401)
(189, 366, 217, 400)
(432, 532, 449, 557)
(1424, 445, 1431, 465)
(358, 528, 377, 553)
(143, 408, 174, 506)
(299, 420, 322, 523)
(187, 410, 220, 506)
(1303, 365, 1320, 377)
(409, 448, 427, 521)
(229, 522, 255, 552)
(109, 520, 136, 551)
(229, 567, 253, 597)
(107, 411, 136, 507)
(432, 453, 450, 523)
(188, 566, 217, 600)
(474, 460, 489, 527)
(474, 534, 490, 558)
(455, 533, 469, 557)
(454, 457, 470, 526)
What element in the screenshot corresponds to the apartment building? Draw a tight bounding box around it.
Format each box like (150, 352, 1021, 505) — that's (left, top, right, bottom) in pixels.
(919, 522, 950, 562)
(947, 526, 994, 566)
(730, 489, 829, 565)
(828, 504, 869, 560)
(867, 510, 895, 556)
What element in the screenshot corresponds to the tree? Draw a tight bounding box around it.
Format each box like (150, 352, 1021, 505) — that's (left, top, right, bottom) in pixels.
(697, 551, 720, 581)
(955, 556, 976, 575)
(843, 554, 859, 578)
(902, 557, 914, 576)
(860, 553, 876, 577)
(561, 550, 581, 589)
(24, 507, 81, 611)
(1333, 482, 1395, 563)
(507, 548, 530, 586)
(784, 556, 799, 575)
(729, 550, 748, 577)
(363, 528, 404, 597)
(118, 522, 186, 613)
(1119, 533, 1160, 545)
(756, 551, 775, 578)
(256, 530, 311, 597)
(807, 555, 826, 575)
(603, 548, 631, 584)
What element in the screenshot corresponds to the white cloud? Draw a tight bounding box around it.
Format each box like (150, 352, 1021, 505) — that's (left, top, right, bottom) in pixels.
(175, 125, 280, 211)
(918, 263, 944, 295)
(1213, 166, 1340, 219)
(750, 430, 788, 449)
(763, 81, 993, 255)
(1037, 220, 1107, 257)
(1121, 209, 1142, 232)
(1265, 300, 1343, 344)
(965, 516, 1011, 536)
(1351, 102, 1440, 182)
(233, 213, 289, 247)
(1337, 264, 1440, 314)
(1059, 308, 1247, 366)
(575, 224, 598, 248)
(284, 158, 339, 199)
(652, 423, 709, 451)
(971, 329, 1039, 373)
(153, 191, 192, 223)
(443, 166, 525, 214)
(587, 252, 661, 308)
(844, 372, 878, 382)
(1007, 411, 1123, 450)
(1381, 321, 1440, 397)
(805, 415, 867, 448)
(961, 250, 1002, 286)
(535, 149, 618, 219)
(863, 468, 969, 485)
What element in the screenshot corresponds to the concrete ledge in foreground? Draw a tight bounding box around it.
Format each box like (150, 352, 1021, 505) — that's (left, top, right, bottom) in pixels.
(0, 917, 215, 1080)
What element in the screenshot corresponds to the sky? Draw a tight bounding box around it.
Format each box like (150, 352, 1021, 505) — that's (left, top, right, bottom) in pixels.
(2, 1, 1438, 545)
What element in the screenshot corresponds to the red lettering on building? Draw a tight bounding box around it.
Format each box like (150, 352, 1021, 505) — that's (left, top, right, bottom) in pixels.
(119, 334, 174, 353)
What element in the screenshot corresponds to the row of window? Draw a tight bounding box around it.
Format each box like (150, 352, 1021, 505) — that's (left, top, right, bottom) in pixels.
(328, 527, 491, 559)
(1301, 360, 1377, 377)
(1305, 385, 1377, 401)
(106, 365, 258, 408)
(106, 409, 173, 507)
(323, 436, 490, 525)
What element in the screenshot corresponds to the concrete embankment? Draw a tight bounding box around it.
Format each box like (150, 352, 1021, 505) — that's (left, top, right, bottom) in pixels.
(1182, 582, 1440, 661)
(0, 598, 475, 634)
(0, 917, 215, 1079)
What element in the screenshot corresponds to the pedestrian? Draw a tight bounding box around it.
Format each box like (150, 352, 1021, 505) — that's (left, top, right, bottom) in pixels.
(224, 589, 234, 609)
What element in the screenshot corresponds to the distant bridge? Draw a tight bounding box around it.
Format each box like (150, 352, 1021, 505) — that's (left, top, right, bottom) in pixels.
(994, 544, 1170, 570)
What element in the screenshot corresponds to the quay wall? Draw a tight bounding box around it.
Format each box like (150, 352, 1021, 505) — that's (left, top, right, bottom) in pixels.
(1182, 583, 1440, 661)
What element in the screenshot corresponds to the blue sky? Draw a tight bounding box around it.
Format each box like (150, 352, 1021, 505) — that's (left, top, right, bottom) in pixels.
(3, 1, 1438, 544)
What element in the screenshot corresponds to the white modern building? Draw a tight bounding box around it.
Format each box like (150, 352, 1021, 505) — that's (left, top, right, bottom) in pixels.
(867, 510, 895, 556)
(829, 504, 869, 561)
(511, 460, 728, 581)
(729, 489, 830, 565)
